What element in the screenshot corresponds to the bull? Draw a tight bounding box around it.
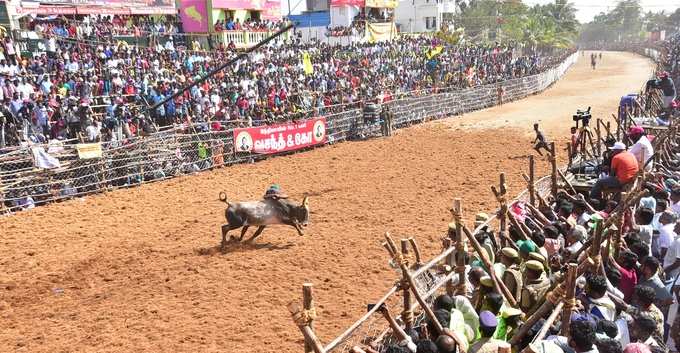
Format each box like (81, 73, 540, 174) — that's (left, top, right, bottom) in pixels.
(218, 192, 310, 251)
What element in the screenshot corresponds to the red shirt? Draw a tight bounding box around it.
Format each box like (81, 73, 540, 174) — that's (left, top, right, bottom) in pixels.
(611, 151, 639, 184)
(616, 264, 638, 302)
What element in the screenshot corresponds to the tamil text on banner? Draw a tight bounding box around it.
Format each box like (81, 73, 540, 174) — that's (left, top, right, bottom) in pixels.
(233, 118, 327, 154)
(179, 0, 209, 32)
(365, 0, 397, 8)
(365, 22, 397, 43)
(76, 143, 103, 160)
(330, 0, 365, 6)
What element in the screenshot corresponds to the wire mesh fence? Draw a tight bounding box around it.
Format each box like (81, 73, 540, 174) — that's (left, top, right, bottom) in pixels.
(0, 53, 578, 214)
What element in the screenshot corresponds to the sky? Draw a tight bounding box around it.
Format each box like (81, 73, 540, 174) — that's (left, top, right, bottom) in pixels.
(504, 0, 679, 23)
(281, 1, 680, 23)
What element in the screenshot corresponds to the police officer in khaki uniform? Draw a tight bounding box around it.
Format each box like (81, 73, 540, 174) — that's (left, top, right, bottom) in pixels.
(499, 247, 523, 303)
(520, 260, 551, 316)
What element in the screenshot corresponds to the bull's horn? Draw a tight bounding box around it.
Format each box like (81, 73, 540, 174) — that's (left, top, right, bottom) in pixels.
(219, 192, 228, 203)
(302, 196, 309, 207)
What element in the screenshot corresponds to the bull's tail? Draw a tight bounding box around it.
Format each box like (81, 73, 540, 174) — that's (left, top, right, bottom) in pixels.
(218, 192, 230, 206)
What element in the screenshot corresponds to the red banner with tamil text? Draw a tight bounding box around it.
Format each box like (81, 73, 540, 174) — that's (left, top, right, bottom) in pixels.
(233, 118, 327, 154)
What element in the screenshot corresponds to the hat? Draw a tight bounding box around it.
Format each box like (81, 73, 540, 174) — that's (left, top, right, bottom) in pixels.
(475, 213, 489, 226)
(501, 247, 519, 259)
(529, 252, 546, 263)
(479, 310, 498, 328)
(526, 260, 544, 272)
(628, 126, 644, 136)
(480, 276, 494, 288)
(517, 239, 537, 254)
(609, 142, 626, 151)
(501, 306, 523, 318)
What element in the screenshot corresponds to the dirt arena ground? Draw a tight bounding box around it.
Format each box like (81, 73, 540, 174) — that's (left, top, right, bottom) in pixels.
(0, 51, 653, 353)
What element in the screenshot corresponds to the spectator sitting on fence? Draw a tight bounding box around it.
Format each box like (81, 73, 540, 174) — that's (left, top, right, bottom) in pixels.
(590, 142, 639, 202)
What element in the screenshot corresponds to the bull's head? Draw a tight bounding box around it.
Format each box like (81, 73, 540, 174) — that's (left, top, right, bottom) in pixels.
(297, 196, 310, 227)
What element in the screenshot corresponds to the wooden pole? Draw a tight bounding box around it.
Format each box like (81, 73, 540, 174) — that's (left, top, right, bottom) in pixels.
(408, 238, 423, 266)
(399, 260, 444, 335)
(400, 239, 414, 332)
(559, 264, 578, 338)
(444, 238, 456, 296)
(453, 198, 467, 295)
(499, 173, 508, 248)
(550, 142, 558, 198)
(596, 119, 602, 157)
(303, 283, 315, 353)
(533, 302, 564, 343)
(557, 169, 577, 195)
(529, 155, 536, 207)
(461, 223, 518, 307)
(289, 301, 325, 353)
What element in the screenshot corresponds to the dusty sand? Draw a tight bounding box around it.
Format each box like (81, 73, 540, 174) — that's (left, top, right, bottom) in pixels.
(0, 51, 653, 353)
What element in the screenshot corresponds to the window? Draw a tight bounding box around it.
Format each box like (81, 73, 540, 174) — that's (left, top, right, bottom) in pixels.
(425, 16, 437, 30)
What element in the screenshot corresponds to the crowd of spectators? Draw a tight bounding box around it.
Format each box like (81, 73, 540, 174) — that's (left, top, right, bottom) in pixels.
(27, 15, 180, 39)
(213, 18, 280, 32)
(375, 112, 680, 353)
(0, 15, 569, 149)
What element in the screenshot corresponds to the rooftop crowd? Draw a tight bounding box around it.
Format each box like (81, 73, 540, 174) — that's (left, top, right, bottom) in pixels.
(0, 14, 568, 148)
(367, 34, 680, 353)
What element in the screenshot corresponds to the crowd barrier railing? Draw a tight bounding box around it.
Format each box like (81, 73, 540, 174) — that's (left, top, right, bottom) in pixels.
(0, 52, 578, 215)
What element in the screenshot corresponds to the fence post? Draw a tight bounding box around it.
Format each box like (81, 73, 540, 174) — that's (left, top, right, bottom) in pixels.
(549, 142, 558, 198)
(303, 283, 315, 353)
(453, 198, 467, 295)
(560, 263, 578, 337)
(529, 155, 536, 207)
(400, 239, 413, 332)
(596, 118, 602, 157)
(498, 173, 508, 248)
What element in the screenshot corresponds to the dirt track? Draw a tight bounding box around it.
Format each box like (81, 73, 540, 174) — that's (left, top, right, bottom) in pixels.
(0, 51, 653, 353)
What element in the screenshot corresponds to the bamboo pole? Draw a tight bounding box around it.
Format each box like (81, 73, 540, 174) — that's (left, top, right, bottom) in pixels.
(289, 301, 325, 353)
(460, 223, 518, 307)
(559, 264, 578, 337)
(398, 258, 444, 335)
(304, 283, 315, 353)
(400, 239, 414, 332)
(550, 142, 558, 198)
(533, 302, 564, 343)
(596, 119, 602, 157)
(453, 199, 467, 295)
(408, 237, 423, 266)
(499, 173, 508, 248)
(557, 168, 577, 195)
(444, 238, 455, 296)
(529, 155, 536, 207)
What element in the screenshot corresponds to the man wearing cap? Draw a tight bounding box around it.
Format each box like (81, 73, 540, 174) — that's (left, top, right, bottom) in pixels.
(520, 260, 551, 316)
(628, 126, 654, 171)
(590, 142, 639, 201)
(647, 71, 676, 109)
(500, 247, 523, 302)
(469, 311, 510, 353)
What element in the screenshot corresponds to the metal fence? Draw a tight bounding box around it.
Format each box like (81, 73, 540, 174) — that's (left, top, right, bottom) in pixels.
(0, 52, 578, 214)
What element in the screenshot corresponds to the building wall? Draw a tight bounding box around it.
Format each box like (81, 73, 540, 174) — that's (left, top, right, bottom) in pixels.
(329, 5, 359, 27)
(394, 0, 455, 32)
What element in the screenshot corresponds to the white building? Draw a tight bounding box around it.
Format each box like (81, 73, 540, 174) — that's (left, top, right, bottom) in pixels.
(394, 0, 457, 33)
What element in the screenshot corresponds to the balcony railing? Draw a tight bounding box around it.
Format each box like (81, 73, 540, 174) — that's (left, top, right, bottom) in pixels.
(219, 30, 289, 48)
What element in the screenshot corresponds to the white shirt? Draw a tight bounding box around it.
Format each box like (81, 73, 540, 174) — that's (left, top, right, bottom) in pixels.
(629, 135, 654, 171)
(639, 224, 654, 254)
(664, 237, 680, 279)
(673, 201, 680, 216)
(659, 223, 676, 251)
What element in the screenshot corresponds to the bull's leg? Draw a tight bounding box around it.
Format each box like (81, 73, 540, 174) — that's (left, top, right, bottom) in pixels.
(245, 226, 266, 243)
(293, 222, 305, 236)
(221, 224, 231, 251)
(238, 226, 250, 241)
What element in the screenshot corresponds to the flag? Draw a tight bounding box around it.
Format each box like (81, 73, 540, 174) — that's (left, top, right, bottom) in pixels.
(425, 46, 444, 59)
(302, 51, 314, 75)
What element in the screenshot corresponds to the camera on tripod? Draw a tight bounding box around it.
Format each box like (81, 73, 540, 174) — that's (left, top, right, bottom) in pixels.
(573, 106, 592, 127)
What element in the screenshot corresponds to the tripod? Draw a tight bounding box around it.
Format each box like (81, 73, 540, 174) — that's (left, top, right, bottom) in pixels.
(573, 119, 599, 160)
